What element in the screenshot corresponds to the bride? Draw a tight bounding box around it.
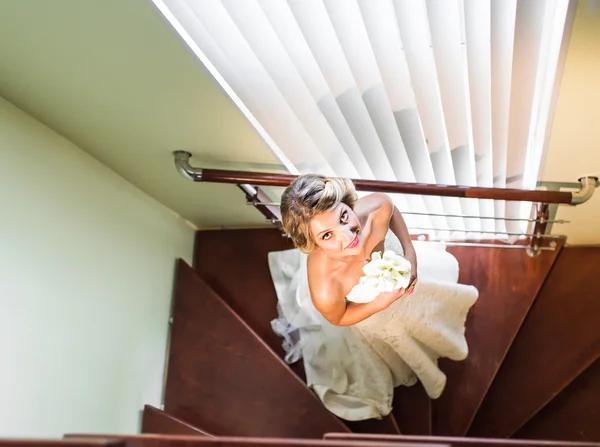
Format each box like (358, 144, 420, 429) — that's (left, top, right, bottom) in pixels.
(269, 174, 478, 421)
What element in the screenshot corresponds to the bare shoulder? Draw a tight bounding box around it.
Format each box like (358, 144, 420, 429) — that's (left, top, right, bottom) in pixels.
(307, 254, 347, 323)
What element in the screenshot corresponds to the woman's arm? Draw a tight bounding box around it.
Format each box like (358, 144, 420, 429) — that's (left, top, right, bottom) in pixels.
(357, 193, 416, 259)
(372, 194, 417, 295)
(389, 206, 416, 262)
(336, 288, 407, 326)
(357, 193, 418, 293)
(387, 200, 418, 294)
(312, 285, 406, 327)
(332, 300, 383, 326)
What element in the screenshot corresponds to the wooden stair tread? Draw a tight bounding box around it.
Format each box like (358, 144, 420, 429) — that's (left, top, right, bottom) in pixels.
(324, 433, 600, 446)
(432, 241, 563, 436)
(393, 383, 432, 435)
(194, 229, 293, 353)
(141, 405, 212, 436)
(163, 260, 348, 438)
(469, 246, 600, 438)
(2, 441, 123, 447)
(514, 358, 600, 442)
(345, 414, 401, 435)
(66, 435, 432, 447)
(194, 229, 305, 380)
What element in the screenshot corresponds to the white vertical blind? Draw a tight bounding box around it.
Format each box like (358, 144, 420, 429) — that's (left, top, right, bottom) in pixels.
(519, 0, 572, 229)
(426, 0, 480, 233)
(464, 0, 495, 233)
(394, 0, 465, 235)
(505, 0, 549, 233)
(153, 0, 572, 241)
(491, 0, 517, 234)
(357, 0, 442, 230)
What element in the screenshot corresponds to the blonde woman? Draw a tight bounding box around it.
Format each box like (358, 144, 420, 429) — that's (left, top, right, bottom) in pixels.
(281, 174, 418, 326)
(269, 174, 478, 421)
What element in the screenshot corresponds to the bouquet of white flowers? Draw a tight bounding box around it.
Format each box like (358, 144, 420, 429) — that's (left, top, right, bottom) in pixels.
(346, 250, 412, 304)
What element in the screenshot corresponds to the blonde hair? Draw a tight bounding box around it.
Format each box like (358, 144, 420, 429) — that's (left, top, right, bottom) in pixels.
(280, 174, 358, 253)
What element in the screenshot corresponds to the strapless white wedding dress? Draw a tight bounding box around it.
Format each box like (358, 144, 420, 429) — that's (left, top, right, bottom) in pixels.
(268, 231, 478, 421)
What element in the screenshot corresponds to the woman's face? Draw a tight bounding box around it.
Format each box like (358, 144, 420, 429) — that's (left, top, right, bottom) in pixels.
(309, 203, 363, 257)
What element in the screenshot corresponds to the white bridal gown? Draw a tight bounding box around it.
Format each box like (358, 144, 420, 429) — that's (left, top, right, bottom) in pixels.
(268, 231, 478, 421)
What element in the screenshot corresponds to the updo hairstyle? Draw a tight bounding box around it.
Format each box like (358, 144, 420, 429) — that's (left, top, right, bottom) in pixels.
(280, 174, 358, 253)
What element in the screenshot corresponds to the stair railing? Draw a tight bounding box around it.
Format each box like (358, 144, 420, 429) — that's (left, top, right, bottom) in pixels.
(173, 151, 597, 257)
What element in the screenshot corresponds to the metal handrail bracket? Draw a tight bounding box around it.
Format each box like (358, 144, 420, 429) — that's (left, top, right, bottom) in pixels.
(571, 176, 598, 205)
(173, 150, 203, 181)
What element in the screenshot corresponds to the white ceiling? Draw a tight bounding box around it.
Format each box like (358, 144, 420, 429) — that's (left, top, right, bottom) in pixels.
(0, 0, 285, 229)
(1, 0, 599, 241)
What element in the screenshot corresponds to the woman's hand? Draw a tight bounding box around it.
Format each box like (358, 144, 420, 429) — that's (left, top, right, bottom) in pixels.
(375, 287, 408, 311)
(405, 252, 418, 297)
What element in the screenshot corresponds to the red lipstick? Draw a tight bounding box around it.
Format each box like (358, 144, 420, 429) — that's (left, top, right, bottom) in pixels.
(346, 234, 359, 249)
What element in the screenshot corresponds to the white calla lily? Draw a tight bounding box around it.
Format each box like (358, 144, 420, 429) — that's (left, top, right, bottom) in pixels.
(347, 250, 412, 303)
(361, 250, 412, 292)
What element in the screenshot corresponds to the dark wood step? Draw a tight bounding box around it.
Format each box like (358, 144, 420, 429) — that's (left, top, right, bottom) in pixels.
(324, 433, 600, 446)
(141, 405, 212, 436)
(345, 415, 401, 435)
(432, 241, 564, 436)
(163, 260, 349, 438)
(468, 246, 600, 438)
(66, 434, 432, 447)
(193, 229, 293, 354)
(1, 441, 122, 447)
(515, 358, 600, 442)
(194, 229, 305, 380)
(393, 383, 432, 435)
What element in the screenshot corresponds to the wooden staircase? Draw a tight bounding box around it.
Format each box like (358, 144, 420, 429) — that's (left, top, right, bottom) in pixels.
(432, 241, 566, 436)
(165, 259, 348, 437)
(468, 247, 600, 438)
(158, 228, 600, 443)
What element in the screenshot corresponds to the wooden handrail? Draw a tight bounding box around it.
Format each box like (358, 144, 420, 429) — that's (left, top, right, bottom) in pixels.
(173, 152, 597, 205)
(202, 168, 572, 203)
